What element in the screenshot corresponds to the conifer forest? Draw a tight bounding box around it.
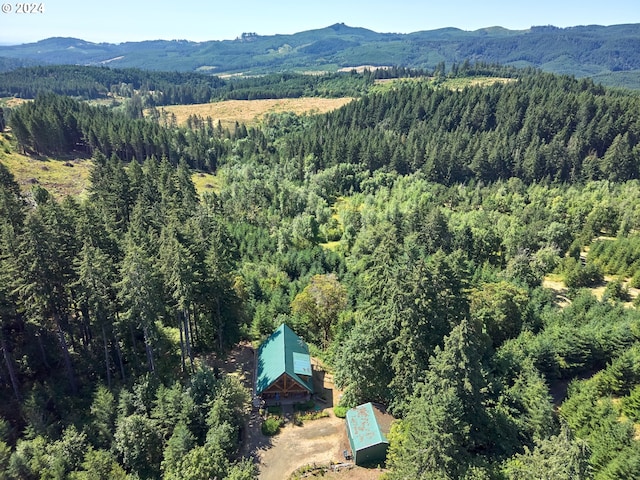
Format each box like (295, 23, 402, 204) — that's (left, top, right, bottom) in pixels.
(1, 63, 640, 479)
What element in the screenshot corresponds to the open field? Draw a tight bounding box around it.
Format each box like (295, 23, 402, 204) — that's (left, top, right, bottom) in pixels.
(1, 133, 223, 199)
(0, 135, 93, 198)
(370, 76, 512, 95)
(154, 97, 354, 128)
(440, 76, 514, 90)
(0, 97, 29, 108)
(192, 170, 223, 195)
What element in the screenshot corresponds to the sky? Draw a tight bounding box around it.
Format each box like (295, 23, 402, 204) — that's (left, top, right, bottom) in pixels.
(0, 0, 638, 45)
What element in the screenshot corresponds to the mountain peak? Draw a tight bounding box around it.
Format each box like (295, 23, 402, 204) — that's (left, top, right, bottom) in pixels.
(329, 22, 348, 30)
(35, 37, 91, 46)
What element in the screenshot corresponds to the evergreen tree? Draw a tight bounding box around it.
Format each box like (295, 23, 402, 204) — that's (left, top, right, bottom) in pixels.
(15, 191, 79, 394)
(74, 242, 120, 385)
(503, 424, 592, 480)
(387, 320, 493, 478)
(118, 220, 163, 374)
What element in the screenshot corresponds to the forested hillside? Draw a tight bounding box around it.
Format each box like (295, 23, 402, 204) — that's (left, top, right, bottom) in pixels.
(287, 72, 640, 184)
(1, 23, 640, 88)
(0, 66, 374, 103)
(1, 68, 640, 479)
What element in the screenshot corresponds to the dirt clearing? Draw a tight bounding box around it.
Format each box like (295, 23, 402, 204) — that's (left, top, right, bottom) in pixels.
(259, 415, 344, 480)
(543, 273, 639, 308)
(256, 412, 386, 480)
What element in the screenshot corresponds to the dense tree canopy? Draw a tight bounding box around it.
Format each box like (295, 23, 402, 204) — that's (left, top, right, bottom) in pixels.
(1, 65, 640, 478)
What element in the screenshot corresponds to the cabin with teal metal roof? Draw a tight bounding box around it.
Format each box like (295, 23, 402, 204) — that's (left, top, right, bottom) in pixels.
(346, 403, 389, 466)
(255, 324, 313, 404)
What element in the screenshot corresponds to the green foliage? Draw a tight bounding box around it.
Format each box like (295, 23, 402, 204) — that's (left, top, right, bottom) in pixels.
(286, 73, 640, 185)
(497, 360, 556, 445)
(161, 422, 195, 479)
(502, 424, 592, 480)
(291, 273, 347, 347)
(167, 442, 230, 480)
(294, 410, 329, 422)
(5, 61, 640, 480)
(602, 278, 631, 302)
(497, 293, 640, 381)
(621, 385, 640, 422)
(560, 371, 640, 477)
(205, 375, 249, 453)
(2, 25, 640, 84)
(71, 448, 128, 480)
(386, 320, 498, 479)
(386, 386, 470, 479)
(50, 426, 89, 475)
(10, 93, 227, 169)
(113, 414, 163, 478)
(470, 281, 529, 347)
(151, 382, 195, 440)
(261, 416, 284, 436)
(597, 345, 640, 396)
(88, 385, 116, 448)
(7, 436, 49, 479)
(589, 235, 640, 279)
(0, 441, 9, 478)
(333, 406, 348, 418)
(226, 458, 258, 480)
(0, 65, 371, 102)
(564, 258, 604, 290)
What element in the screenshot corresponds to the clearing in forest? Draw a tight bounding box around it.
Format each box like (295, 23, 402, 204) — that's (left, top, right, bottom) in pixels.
(0, 133, 222, 199)
(439, 76, 514, 90)
(207, 343, 384, 480)
(370, 76, 512, 95)
(0, 141, 93, 198)
(543, 272, 640, 308)
(155, 97, 354, 128)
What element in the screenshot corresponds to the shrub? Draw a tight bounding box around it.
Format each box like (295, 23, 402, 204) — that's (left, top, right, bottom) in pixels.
(266, 405, 282, 416)
(295, 410, 329, 423)
(261, 417, 284, 436)
(603, 279, 631, 302)
(564, 259, 603, 289)
(294, 400, 315, 412)
(333, 406, 348, 418)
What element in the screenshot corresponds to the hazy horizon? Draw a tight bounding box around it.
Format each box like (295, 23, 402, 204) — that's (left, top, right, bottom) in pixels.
(0, 0, 638, 45)
(0, 20, 637, 47)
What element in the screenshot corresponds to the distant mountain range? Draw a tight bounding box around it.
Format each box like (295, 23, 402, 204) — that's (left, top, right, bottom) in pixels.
(1, 23, 640, 87)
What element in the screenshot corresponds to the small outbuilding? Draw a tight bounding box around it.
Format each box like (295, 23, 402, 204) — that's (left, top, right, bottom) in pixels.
(345, 402, 389, 466)
(255, 323, 313, 405)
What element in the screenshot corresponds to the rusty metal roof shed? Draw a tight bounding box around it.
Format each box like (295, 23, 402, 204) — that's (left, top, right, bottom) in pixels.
(345, 402, 389, 466)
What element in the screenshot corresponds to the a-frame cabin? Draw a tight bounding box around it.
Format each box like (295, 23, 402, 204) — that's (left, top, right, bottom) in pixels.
(255, 324, 313, 405)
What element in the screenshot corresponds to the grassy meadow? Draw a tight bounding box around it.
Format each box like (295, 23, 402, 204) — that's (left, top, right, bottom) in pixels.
(0, 132, 223, 199)
(153, 97, 353, 128)
(0, 133, 93, 198)
(370, 76, 513, 95)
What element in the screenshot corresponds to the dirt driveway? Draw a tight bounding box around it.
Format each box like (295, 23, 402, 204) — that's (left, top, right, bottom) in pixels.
(258, 415, 344, 480)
